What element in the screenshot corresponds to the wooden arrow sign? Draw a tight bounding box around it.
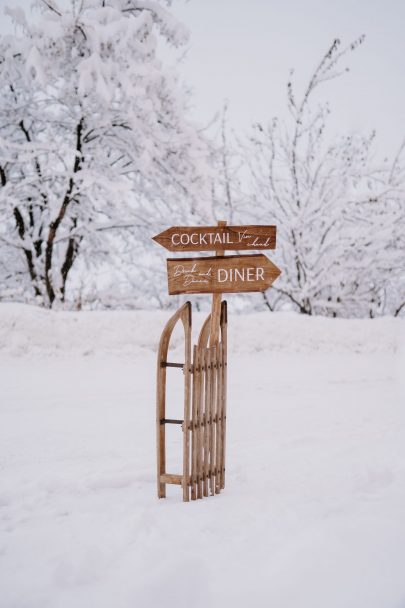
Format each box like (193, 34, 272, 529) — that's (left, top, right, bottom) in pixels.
(167, 254, 281, 295)
(153, 225, 276, 252)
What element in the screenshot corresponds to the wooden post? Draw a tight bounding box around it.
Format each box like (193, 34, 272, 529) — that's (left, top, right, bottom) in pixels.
(209, 220, 227, 347)
(201, 219, 224, 496)
(209, 220, 225, 493)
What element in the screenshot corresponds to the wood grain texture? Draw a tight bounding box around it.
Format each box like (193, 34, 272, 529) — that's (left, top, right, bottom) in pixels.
(167, 254, 281, 295)
(160, 474, 182, 485)
(198, 313, 211, 351)
(153, 225, 277, 252)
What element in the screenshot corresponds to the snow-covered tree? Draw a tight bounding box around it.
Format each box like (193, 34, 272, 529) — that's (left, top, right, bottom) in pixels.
(343, 145, 405, 317)
(0, 0, 211, 308)
(241, 38, 405, 317)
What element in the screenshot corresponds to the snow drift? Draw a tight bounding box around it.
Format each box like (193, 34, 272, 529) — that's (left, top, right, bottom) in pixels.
(0, 303, 402, 357)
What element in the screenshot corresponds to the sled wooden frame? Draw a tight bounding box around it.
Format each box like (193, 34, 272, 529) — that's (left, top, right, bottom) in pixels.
(156, 300, 228, 502)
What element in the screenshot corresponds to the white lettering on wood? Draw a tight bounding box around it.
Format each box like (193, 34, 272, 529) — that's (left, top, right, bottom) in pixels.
(218, 268, 227, 283)
(237, 229, 272, 248)
(169, 229, 273, 249)
(174, 264, 212, 286)
(216, 267, 266, 283)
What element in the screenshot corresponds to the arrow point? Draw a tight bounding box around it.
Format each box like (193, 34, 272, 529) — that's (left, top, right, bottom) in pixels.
(152, 231, 165, 245)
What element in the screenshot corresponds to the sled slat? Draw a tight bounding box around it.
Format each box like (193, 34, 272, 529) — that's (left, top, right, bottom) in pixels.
(196, 347, 204, 499)
(220, 302, 227, 489)
(161, 474, 182, 485)
(182, 306, 192, 502)
(202, 347, 210, 497)
(204, 347, 211, 495)
(191, 345, 198, 500)
(215, 342, 222, 493)
(209, 346, 217, 496)
(197, 349, 206, 498)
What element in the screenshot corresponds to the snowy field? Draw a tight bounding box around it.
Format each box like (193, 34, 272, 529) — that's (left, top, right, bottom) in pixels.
(0, 304, 405, 608)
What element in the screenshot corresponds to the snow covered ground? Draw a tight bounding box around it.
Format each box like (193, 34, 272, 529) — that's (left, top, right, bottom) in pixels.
(0, 304, 404, 608)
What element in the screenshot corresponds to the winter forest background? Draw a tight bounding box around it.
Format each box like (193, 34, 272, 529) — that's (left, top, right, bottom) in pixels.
(1, 4, 404, 606)
(0, 0, 404, 317)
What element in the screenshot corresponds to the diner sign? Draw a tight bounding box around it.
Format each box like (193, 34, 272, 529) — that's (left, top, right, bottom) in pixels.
(167, 254, 281, 295)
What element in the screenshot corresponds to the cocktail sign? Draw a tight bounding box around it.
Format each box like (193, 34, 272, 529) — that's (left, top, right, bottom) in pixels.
(152, 225, 276, 252)
(153, 221, 281, 503)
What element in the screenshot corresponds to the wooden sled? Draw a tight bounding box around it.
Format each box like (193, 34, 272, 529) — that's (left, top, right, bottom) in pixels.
(156, 301, 228, 502)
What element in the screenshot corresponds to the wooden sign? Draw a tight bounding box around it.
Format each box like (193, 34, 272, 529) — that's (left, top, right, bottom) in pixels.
(153, 225, 276, 252)
(167, 254, 281, 295)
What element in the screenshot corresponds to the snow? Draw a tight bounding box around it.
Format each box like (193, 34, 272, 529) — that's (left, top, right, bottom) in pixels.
(0, 303, 401, 357)
(0, 304, 404, 607)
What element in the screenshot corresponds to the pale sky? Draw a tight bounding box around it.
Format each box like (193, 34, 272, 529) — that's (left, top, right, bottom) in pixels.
(1, 0, 404, 157)
(173, 0, 405, 158)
